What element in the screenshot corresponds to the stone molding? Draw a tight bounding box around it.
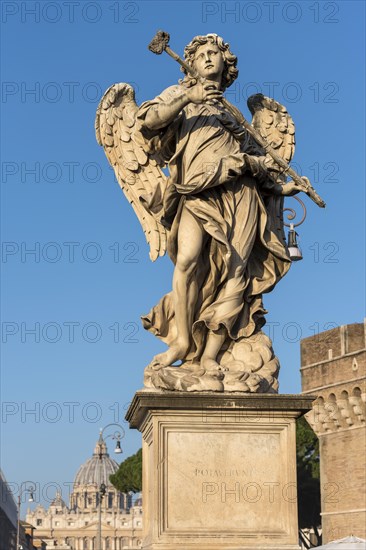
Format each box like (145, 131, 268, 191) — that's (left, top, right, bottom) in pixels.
(305, 386, 365, 435)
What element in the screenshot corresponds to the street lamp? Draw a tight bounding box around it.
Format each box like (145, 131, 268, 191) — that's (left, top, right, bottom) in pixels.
(114, 439, 122, 454)
(16, 481, 36, 550)
(96, 424, 125, 550)
(97, 423, 125, 458)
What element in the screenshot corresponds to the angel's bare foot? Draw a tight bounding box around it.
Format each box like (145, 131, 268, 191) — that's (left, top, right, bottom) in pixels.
(201, 357, 225, 373)
(153, 338, 190, 367)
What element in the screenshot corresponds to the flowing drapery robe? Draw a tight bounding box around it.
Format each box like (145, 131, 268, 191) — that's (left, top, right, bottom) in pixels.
(136, 85, 291, 361)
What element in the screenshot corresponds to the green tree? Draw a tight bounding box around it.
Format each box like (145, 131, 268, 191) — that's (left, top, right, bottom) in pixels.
(110, 448, 142, 493)
(296, 416, 321, 548)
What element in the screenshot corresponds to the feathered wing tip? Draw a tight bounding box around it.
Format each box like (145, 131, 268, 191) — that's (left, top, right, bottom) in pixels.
(96, 83, 136, 145)
(247, 93, 296, 170)
(95, 83, 167, 261)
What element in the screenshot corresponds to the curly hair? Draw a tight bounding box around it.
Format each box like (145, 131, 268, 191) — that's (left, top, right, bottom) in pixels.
(182, 34, 238, 90)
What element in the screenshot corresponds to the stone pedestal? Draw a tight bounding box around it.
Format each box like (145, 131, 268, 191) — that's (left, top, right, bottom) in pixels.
(126, 391, 314, 550)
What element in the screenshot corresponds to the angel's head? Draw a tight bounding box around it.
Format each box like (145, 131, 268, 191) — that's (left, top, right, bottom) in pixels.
(182, 34, 238, 90)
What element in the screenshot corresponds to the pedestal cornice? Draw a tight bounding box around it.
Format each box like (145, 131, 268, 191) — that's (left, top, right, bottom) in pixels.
(126, 390, 315, 429)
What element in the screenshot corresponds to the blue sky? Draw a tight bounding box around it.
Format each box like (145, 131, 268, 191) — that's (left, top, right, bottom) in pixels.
(1, 0, 365, 510)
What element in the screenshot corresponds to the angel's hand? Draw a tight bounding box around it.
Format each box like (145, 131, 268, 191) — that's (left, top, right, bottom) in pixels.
(281, 179, 305, 196)
(184, 80, 223, 105)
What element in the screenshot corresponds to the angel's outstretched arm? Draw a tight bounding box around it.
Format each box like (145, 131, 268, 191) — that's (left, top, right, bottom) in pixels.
(256, 171, 309, 197)
(241, 153, 279, 187)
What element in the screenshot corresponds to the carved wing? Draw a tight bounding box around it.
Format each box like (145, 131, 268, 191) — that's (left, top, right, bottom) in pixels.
(247, 93, 296, 251)
(247, 93, 295, 181)
(95, 83, 167, 261)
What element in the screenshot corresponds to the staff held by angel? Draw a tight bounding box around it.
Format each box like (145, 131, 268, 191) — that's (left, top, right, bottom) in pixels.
(96, 33, 324, 392)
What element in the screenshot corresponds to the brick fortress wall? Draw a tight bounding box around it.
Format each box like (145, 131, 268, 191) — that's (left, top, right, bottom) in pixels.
(300, 321, 366, 543)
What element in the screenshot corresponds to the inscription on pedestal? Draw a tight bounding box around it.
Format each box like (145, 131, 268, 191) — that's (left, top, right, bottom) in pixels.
(165, 429, 287, 534)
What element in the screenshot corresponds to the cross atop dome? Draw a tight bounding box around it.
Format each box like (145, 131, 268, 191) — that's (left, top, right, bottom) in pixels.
(93, 430, 109, 457)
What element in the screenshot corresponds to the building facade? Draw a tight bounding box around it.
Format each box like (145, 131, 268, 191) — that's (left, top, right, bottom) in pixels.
(0, 469, 17, 550)
(301, 320, 366, 543)
(26, 435, 143, 549)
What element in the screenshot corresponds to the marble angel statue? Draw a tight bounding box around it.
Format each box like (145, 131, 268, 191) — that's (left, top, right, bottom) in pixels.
(95, 33, 323, 393)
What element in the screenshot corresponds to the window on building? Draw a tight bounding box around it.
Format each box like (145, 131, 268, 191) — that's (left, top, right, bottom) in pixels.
(108, 493, 113, 508)
(54, 521, 60, 526)
(85, 521, 89, 526)
(36, 519, 42, 526)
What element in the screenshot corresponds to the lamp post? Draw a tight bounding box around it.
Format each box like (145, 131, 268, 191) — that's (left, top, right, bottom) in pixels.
(96, 424, 125, 550)
(97, 482, 106, 550)
(16, 481, 35, 550)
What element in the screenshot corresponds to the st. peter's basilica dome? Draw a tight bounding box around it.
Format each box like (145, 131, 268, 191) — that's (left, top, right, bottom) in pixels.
(73, 432, 119, 488)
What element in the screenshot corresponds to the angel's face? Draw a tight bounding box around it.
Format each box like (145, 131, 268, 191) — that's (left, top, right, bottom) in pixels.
(192, 43, 224, 83)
